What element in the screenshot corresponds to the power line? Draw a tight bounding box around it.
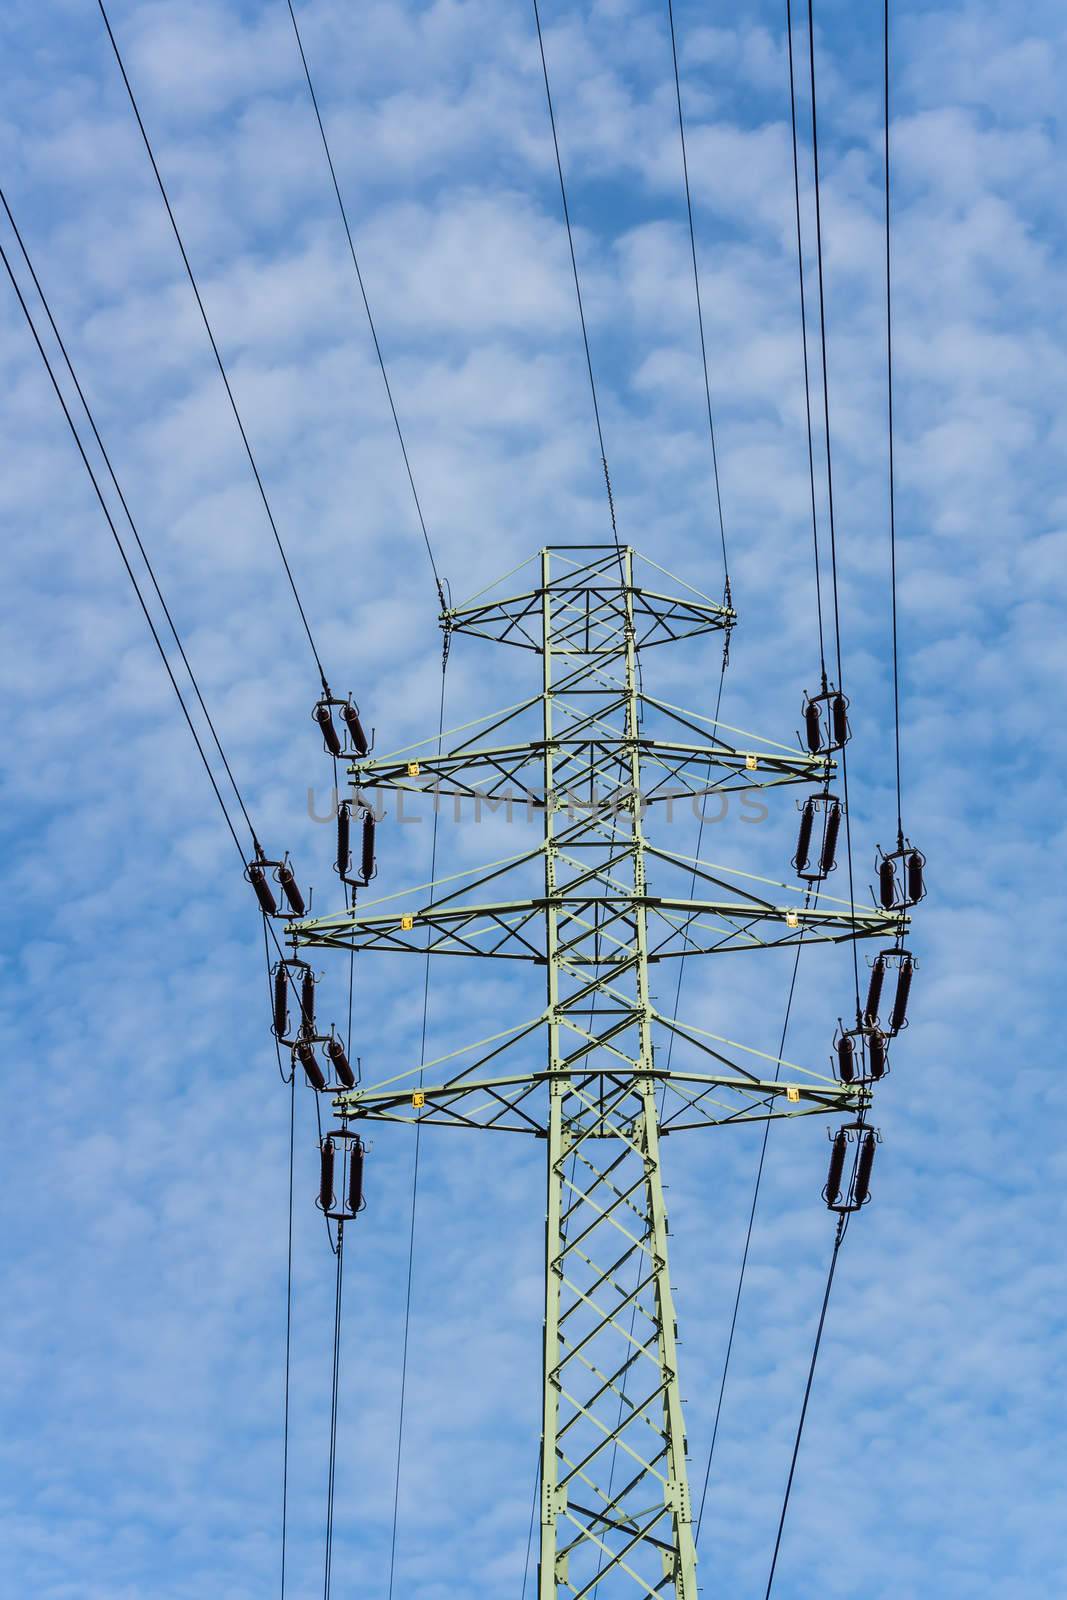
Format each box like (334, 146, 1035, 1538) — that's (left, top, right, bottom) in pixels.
(281, 1045, 296, 1598)
(804, 0, 843, 686)
(1, 205, 332, 1598)
(346, 881, 358, 1084)
(883, 0, 903, 847)
(531, 0, 621, 553)
(666, 0, 731, 604)
(96, 0, 333, 692)
(694, 914, 808, 1548)
(285, 0, 447, 609)
(701, 24, 863, 1581)
(314, 1095, 337, 1259)
(0, 185, 339, 1041)
(323, 1220, 346, 1600)
(0, 185, 263, 855)
(0, 181, 343, 1099)
(785, 0, 827, 686)
(262, 915, 300, 1593)
(262, 919, 300, 1594)
(385, 1022, 426, 1596)
(802, 0, 863, 1023)
(0, 188, 319, 1006)
(0, 227, 249, 867)
(520, 1445, 542, 1598)
(691, 7, 864, 1536)
(386, 644, 449, 1600)
(763, 1213, 848, 1597)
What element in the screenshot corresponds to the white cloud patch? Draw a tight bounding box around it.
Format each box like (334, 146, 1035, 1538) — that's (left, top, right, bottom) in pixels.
(0, 0, 1063, 1597)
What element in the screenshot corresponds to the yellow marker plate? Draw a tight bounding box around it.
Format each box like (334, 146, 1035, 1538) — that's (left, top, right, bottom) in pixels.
(407, 762, 421, 777)
(400, 914, 415, 931)
(786, 1086, 800, 1103)
(785, 909, 799, 929)
(412, 1090, 426, 1108)
(745, 753, 758, 770)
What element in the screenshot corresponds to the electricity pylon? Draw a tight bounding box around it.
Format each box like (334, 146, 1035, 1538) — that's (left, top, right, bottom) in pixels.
(290, 545, 901, 1598)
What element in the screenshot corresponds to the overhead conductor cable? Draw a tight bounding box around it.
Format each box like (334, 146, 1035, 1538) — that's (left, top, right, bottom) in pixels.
(285, 0, 447, 609)
(283, 14, 463, 1593)
(800, 0, 864, 1022)
(666, 0, 731, 606)
(0, 201, 329, 1590)
(96, 0, 333, 693)
(386, 646, 449, 1600)
(883, 0, 906, 854)
(0, 225, 250, 867)
(532, 0, 622, 563)
(0, 193, 325, 1104)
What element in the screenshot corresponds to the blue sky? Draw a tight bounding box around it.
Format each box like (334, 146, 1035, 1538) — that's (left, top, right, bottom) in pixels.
(1, 1, 1065, 1597)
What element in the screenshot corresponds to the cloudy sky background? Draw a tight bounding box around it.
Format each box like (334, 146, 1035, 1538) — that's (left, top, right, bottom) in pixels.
(1, 0, 1065, 1596)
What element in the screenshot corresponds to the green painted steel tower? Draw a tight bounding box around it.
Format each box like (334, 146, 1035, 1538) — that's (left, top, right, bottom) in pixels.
(290, 545, 899, 1597)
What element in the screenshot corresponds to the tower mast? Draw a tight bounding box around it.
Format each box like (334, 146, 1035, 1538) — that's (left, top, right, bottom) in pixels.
(290, 544, 902, 1596)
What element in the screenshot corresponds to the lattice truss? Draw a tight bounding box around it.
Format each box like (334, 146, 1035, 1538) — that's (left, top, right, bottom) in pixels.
(289, 547, 903, 1598)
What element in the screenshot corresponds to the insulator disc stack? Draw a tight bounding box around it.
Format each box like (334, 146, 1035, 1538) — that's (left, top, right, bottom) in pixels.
(889, 955, 913, 1035)
(853, 1131, 876, 1205)
(907, 850, 925, 903)
(337, 803, 350, 876)
(826, 1130, 847, 1207)
(272, 966, 289, 1038)
(876, 843, 926, 912)
(819, 799, 841, 876)
(319, 1138, 335, 1211)
(278, 863, 306, 917)
(865, 956, 886, 1026)
(315, 701, 342, 758)
(249, 864, 277, 917)
(804, 700, 822, 754)
(343, 702, 369, 757)
(802, 689, 848, 755)
(794, 798, 815, 874)
(296, 1040, 325, 1091)
(867, 1029, 888, 1080)
(348, 1141, 364, 1214)
(326, 1036, 355, 1090)
(300, 968, 316, 1035)
(836, 1033, 856, 1083)
(361, 812, 376, 883)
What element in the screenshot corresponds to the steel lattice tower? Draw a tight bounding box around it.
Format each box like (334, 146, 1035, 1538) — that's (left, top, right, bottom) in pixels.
(291, 545, 900, 1598)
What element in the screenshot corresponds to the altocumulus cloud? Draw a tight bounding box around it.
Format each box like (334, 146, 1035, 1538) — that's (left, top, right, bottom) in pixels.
(0, 2, 1065, 1597)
